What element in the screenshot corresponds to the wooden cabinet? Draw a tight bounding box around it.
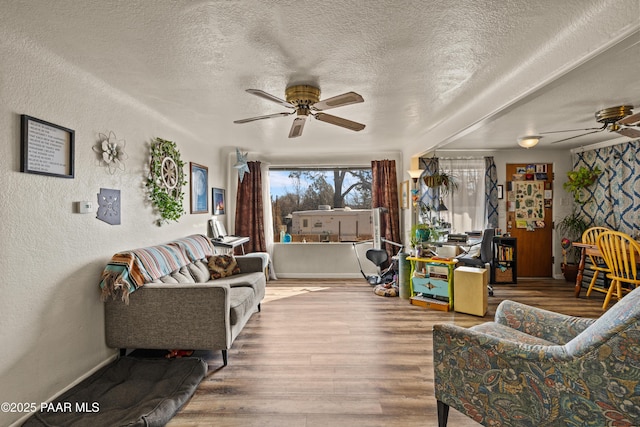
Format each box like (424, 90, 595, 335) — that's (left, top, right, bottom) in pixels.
(407, 256, 456, 310)
(491, 237, 517, 284)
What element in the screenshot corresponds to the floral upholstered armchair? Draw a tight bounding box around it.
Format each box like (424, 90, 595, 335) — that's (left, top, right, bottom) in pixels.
(433, 286, 640, 427)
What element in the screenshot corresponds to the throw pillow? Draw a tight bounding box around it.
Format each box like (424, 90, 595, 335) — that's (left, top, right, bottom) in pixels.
(208, 255, 241, 280)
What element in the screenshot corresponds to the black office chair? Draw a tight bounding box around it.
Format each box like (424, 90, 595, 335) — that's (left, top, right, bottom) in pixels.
(456, 228, 495, 296)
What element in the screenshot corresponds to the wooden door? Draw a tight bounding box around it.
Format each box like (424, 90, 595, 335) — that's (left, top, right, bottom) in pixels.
(505, 163, 553, 277)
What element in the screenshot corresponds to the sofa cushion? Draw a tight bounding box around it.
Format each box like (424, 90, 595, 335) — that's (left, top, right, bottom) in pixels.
(171, 266, 195, 283)
(187, 260, 210, 283)
(229, 286, 255, 325)
(208, 255, 241, 279)
(158, 275, 179, 283)
(217, 271, 262, 287)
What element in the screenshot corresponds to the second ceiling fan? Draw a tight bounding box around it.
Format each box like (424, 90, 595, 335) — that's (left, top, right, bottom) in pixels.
(541, 105, 640, 145)
(234, 85, 365, 138)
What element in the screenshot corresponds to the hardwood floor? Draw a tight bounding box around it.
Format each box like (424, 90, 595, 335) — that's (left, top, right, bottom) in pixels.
(168, 278, 606, 427)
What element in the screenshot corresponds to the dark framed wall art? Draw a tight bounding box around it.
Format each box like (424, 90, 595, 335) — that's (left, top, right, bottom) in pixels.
(190, 162, 209, 214)
(212, 187, 225, 215)
(20, 115, 75, 178)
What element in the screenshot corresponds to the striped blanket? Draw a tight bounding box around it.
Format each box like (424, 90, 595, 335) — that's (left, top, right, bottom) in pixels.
(100, 235, 214, 302)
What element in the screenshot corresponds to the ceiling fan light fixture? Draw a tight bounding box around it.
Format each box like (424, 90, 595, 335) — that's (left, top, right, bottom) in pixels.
(518, 135, 542, 148)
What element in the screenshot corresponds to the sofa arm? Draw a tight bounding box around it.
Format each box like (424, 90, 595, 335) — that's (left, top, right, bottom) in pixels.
(495, 300, 596, 345)
(235, 256, 263, 273)
(105, 282, 231, 350)
(433, 323, 574, 426)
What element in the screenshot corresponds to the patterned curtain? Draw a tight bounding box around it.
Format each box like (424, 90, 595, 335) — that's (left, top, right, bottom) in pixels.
(234, 161, 267, 254)
(575, 140, 640, 238)
(485, 156, 498, 228)
(418, 157, 439, 214)
(371, 160, 401, 265)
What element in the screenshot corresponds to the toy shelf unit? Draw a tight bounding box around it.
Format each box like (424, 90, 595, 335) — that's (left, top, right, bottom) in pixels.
(491, 237, 517, 284)
(407, 256, 457, 311)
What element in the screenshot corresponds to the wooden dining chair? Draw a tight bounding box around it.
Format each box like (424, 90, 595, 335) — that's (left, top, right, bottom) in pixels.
(582, 226, 611, 299)
(596, 230, 640, 309)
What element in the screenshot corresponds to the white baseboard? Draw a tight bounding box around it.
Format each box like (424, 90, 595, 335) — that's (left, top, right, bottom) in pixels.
(275, 273, 365, 279)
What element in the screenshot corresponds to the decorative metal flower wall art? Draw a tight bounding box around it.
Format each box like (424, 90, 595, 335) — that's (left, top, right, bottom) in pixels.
(93, 131, 128, 174)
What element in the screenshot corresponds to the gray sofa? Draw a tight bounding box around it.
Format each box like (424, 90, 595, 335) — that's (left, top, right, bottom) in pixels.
(101, 235, 266, 366)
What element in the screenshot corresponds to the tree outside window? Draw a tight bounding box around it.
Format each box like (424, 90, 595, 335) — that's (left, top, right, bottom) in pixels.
(270, 167, 372, 242)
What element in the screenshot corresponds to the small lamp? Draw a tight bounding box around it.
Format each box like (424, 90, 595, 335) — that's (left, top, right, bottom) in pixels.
(407, 169, 423, 184)
(407, 169, 422, 207)
(517, 135, 542, 149)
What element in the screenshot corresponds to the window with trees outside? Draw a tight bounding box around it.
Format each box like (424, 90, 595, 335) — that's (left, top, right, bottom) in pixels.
(270, 167, 372, 243)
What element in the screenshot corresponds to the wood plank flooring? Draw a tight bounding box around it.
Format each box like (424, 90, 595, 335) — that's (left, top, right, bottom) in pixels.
(167, 278, 606, 427)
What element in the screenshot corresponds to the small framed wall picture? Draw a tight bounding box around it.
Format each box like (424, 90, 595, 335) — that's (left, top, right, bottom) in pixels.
(190, 162, 209, 214)
(20, 115, 75, 178)
(212, 187, 225, 215)
(497, 185, 504, 200)
(400, 180, 409, 209)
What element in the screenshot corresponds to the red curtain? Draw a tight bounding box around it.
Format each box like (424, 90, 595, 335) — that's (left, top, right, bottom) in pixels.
(371, 159, 401, 263)
(234, 161, 267, 254)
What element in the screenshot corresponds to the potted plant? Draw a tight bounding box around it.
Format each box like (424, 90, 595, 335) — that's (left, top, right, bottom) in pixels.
(423, 171, 458, 195)
(556, 209, 588, 282)
(563, 166, 601, 204)
(410, 222, 439, 256)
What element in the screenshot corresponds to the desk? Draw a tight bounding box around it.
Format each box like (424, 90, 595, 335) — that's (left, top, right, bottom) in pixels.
(424, 238, 482, 256)
(211, 236, 249, 254)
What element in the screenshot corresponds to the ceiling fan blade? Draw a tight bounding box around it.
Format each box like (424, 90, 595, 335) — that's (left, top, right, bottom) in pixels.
(617, 111, 640, 126)
(246, 89, 294, 109)
(288, 117, 307, 138)
(312, 92, 364, 111)
(314, 113, 365, 131)
(233, 112, 293, 124)
(539, 124, 606, 135)
(549, 129, 604, 144)
(616, 127, 640, 138)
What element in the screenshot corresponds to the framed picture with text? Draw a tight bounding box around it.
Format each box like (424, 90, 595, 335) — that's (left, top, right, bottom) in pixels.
(20, 115, 75, 178)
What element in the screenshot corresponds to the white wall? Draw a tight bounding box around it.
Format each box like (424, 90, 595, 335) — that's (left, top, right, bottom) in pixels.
(0, 29, 224, 426)
(273, 242, 379, 278)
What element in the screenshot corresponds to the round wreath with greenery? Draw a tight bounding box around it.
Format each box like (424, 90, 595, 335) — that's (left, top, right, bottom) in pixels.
(146, 137, 186, 225)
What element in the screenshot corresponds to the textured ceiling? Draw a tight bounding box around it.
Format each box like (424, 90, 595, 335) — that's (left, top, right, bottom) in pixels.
(3, 0, 640, 157)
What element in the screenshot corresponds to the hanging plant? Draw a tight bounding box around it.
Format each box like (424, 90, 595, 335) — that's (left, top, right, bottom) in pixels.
(146, 137, 186, 226)
(423, 171, 458, 195)
(563, 166, 601, 204)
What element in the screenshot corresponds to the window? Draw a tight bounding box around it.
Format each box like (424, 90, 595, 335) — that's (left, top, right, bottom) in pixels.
(270, 167, 372, 242)
(437, 158, 486, 233)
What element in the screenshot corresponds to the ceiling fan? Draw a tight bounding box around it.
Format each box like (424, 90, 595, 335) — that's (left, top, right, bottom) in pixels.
(233, 85, 365, 138)
(541, 105, 640, 145)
